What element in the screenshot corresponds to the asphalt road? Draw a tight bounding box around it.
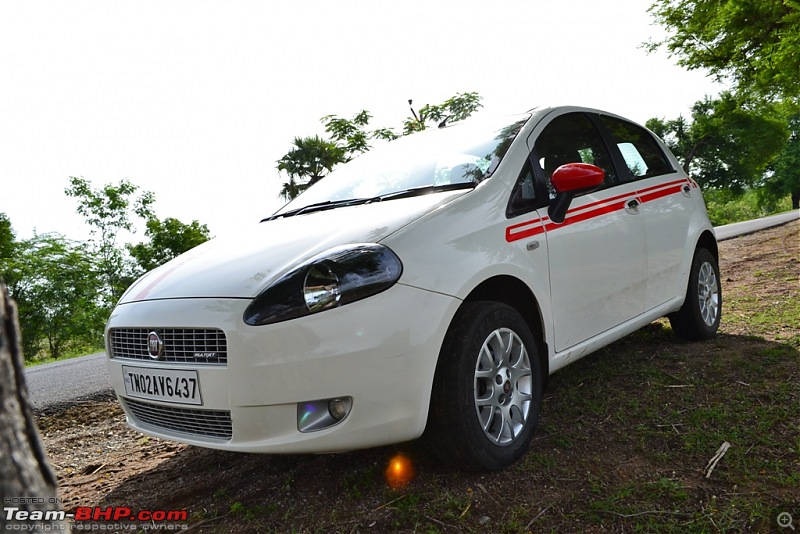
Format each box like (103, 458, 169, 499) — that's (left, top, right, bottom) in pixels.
(715, 210, 798, 241)
(24, 351, 111, 410)
(23, 210, 799, 410)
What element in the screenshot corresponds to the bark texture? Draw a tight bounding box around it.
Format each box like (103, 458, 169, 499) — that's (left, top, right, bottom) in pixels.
(0, 284, 68, 530)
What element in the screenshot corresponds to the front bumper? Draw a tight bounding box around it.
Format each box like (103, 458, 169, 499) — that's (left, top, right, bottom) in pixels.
(105, 283, 459, 453)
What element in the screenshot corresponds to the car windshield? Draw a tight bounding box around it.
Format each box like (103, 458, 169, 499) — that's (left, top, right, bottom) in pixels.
(275, 114, 529, 215)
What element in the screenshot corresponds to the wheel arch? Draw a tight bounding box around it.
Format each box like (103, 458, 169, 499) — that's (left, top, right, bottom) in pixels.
(697, 230, 719, 260)
(461, 275, 549, 389)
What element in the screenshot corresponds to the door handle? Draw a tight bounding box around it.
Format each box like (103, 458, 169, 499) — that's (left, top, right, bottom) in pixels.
(682, 184, 692, 198)
(625, 199, 640, 215)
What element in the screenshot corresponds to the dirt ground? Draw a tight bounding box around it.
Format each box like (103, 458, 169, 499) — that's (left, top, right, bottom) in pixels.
(35, 220, 799, 533)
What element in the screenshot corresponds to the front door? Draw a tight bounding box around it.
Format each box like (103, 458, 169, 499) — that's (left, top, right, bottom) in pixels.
(529, 111, 647, 352)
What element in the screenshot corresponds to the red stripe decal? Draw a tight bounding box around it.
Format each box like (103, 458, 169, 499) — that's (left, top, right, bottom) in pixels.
(638, 184, 683, 203)
(635, 178, 687, 196)
(566, 189, 631, 215)
(505, 178, 691, 243)
(506, 218, 545, 242)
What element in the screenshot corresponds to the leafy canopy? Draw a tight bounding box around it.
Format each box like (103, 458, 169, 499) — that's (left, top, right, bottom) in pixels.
(276, 136, 347, 201)
(276, 92, 483, 201)
(65, 177, 155, 306)
(646, 92, 788, 192)
(647, 0, 800, 99)
(128, 217, 211, 273)
(403, 92, 483, 134)
(5, 233, 104, 360)
(762, 108, 800, 209)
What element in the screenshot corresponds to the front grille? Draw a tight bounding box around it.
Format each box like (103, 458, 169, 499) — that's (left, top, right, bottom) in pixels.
(123, 398, 233, 440)
(109, 328, 227, 365)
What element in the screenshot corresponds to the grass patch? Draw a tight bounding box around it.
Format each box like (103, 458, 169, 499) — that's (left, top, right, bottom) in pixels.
(24, 343, 104, 367)
(704, 189, 793, 226)
(725, 294, 800, 347)
(42, 223, 799, 533)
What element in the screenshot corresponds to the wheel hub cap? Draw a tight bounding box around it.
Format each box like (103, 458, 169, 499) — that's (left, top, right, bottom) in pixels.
(697, 261, 720, 326)
(474, 328, 532, 446)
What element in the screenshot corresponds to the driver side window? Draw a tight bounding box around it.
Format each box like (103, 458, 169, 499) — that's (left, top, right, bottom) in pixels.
(534, 113, 616, 199)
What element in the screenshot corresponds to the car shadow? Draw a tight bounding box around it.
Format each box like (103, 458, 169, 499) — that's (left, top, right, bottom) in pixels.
(94, 326, 799, 532)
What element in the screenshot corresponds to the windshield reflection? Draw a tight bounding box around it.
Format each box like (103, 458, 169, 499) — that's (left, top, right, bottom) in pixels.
(277, 115, 529, 214)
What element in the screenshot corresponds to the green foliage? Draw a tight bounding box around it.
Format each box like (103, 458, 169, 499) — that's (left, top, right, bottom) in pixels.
(761, 111, 800, 209)
(277, 93, 483, 201)
(647, 0, 800, 98)
(0, 213, 17, 289)
(65, 176, 155, 232)
(2, 183, 213, 363)
(127, 217, 211, 274)
(276, 136, 347, 200)
(0, 213, 14, 262)
(647, 93, 788, 193)
(321, 110, 401, 160)
(322, 110, 383, 158)
(5, 233, 105, 360)
(703, 188, 792, 226)
(403, 92, 483, 134)
(689, 94, 787, 191)
(65, 176, 155, 307)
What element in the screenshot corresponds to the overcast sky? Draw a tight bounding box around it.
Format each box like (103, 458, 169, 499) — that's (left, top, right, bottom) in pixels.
(0, 0, 721, 243)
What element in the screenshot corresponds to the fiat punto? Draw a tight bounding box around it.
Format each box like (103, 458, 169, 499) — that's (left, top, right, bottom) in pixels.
(106, 106, 721, 470)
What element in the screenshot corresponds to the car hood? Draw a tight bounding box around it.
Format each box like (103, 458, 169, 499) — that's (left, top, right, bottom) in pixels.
(118, 192, 463, 303)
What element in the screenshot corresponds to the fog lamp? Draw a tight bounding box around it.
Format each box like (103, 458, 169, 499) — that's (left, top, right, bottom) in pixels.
(297, 396, 353, 433)
(328, 398, 349, 421)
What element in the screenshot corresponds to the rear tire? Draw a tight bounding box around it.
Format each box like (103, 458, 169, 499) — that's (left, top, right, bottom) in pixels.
(669, 247, 721, 340)
(426, 302, 542, 471)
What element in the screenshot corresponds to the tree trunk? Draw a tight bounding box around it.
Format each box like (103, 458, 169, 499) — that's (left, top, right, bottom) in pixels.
(0, 284, 68, 530)
(792, 187, 799, 210)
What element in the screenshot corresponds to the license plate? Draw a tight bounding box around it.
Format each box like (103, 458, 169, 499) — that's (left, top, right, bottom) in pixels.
(122, 366, 202, 406)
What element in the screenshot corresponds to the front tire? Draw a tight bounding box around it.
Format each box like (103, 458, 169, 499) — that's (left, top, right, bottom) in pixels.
(669, 247, 721, 340)
(426, 302, 542, 471)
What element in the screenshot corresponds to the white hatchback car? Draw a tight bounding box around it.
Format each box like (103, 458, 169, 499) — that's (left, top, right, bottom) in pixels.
(106, 106, 721, 470)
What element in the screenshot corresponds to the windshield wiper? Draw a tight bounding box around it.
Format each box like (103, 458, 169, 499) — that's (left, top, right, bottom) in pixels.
(374, 182, 476, 201)
(263, 182, 476, 221)
(262, 198, 369, 221)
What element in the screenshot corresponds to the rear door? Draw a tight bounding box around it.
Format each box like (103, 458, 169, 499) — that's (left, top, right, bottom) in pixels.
(526, 111, 647, 353)
(596, 114, 691, 310)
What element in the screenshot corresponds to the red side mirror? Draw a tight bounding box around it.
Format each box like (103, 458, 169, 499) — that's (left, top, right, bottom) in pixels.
(551, 163, 605, 193)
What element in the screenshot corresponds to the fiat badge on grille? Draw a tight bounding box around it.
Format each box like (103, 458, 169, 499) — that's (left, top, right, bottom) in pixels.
(147, 331, 163, 359)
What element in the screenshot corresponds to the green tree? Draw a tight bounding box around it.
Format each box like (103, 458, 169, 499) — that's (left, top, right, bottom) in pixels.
(0, 213, 13, 262)
(276, 136, 347, 201)
(402, 92, 483, 134)
(6, 233, 104, 360)
(320, 109, 401, 160)
(0, 214, 15, 289)
(647, 0, 800, 99)
(65, 177, 155, 307)
(646, 93, 788, 192)
(128, 217, 211, 274)
(762, 111, 800, 209)
(277, 92, 483, 201)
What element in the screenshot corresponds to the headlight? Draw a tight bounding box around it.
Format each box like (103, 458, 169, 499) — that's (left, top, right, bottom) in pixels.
(243, 244, 403, 326)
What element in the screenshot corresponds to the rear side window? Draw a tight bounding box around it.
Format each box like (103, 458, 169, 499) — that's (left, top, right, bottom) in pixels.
(599, 115, 674, 180)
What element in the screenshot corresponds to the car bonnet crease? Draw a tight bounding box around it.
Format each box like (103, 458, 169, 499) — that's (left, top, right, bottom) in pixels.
(117, 192, 467, 304)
